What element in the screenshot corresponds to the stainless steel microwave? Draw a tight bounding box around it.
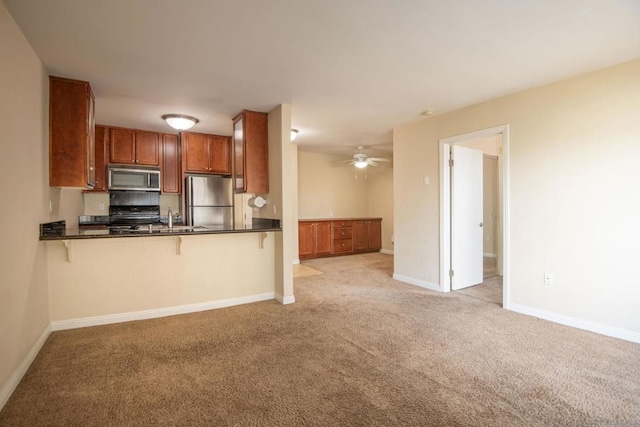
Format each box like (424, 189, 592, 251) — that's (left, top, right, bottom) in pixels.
(107, 165, 161, 191)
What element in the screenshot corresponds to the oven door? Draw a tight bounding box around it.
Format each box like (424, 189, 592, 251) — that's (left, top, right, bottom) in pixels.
(108, 167, 161, 191)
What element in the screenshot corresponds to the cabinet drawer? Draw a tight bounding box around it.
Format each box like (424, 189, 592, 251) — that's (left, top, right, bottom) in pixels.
(332, 220, 353, 228)
(333, 227, 352, 239)
(332, 238, 353, 253)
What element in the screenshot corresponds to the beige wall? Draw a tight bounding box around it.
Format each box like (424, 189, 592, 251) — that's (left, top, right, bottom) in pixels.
(298, 151, 369, 219)
(366, 164, 394, 253)
(297, 151, 394, 252)
(0, 1, 51, 405)
(47, 233, 276, 321)
(394, 59, 640, 334)
(253, 104, 294, 302)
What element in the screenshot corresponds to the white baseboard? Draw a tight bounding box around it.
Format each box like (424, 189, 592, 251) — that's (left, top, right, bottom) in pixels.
(292, 258, 300, 265)
(0, 323, 52, 411)
(275, 293, 296, 305)
(483, 252, 497, 258)
(380, 249, 394, 255)
(51, 292, 276, 331)
(509, 303, 640, 344)
(392, 273, 441, 292)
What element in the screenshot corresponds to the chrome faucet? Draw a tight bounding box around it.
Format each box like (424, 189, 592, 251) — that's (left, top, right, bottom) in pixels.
(168, 206, 173, 229)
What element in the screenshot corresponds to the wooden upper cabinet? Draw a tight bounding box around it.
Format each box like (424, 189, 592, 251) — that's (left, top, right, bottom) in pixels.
(110, 128, 135, 164)
(209, 135, 231, 174)
(181, 131, 231, 175)
(109, 127, 160, 166)
(135, 131, 160, 165)
(161, 134, 180, 193)
(49, 76, 96, 188)
(87, 125, 108, 192)
(233, 110, 268, 194)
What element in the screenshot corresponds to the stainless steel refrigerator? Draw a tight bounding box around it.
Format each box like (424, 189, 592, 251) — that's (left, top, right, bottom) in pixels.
(185, 175, 234, 227)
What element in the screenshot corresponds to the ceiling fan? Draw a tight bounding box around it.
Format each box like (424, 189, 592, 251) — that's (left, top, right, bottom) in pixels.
(333, 146, 391, 168)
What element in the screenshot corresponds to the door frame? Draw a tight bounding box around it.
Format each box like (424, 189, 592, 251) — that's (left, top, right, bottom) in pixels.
(439, 125, 510, 309)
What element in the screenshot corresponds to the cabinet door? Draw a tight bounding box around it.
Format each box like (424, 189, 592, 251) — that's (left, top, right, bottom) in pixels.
(87, 93, 96, 187)
(209, 136, 231, 174)
(182, 132, 210, 173)
(110, 128, 136, 164)
(135, 130, 160, 165)
(298, 222, 316, 259)
(368, 220, 382, 250)
(244, 111, 269, 193)
(233, 117, 245, 191)
(315, 222, 332, 255)
(162, 134, 180, 193)
(353, 221, 369, 251)
(49, 76, 95, 188)
(89, 125, 108, 192)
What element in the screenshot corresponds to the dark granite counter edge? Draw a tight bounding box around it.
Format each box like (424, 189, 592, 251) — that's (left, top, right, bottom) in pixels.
(40, 227, 282, 241)
(40, 219, 281, 241)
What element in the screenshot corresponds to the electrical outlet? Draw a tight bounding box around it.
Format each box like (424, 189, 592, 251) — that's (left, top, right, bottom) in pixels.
(544, 272, 553, 286)
(485, 235, 491, 242)
(49, 200, 53, 213)
(273, 204, 277, 214)
(329, 211, 334, 217)
(99, 203, 105, 211)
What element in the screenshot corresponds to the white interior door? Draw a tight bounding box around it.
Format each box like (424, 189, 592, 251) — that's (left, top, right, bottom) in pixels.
(451, 145, 483, 290)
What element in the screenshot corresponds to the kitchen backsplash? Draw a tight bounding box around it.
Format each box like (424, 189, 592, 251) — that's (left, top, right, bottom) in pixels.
(83, 192, 181, 216)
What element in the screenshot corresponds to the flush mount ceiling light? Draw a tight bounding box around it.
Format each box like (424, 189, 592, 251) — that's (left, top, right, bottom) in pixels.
(421, 109, 436, 117)
(162, 114, 199, 131)
(291, 129, 299, 141)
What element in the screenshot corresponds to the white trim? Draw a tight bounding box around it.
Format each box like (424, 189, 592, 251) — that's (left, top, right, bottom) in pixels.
(292, 258, 300, 265)
(439, 125, 510, 309)
(275, 293, 296, 305)
(509, 303, 640, 344)
(51, 292, 276, 331)
(483, 252, 497, 258)
(380, 249, 394, 255)
(0, 323, 52, 411)
(392, 273, 441, 292)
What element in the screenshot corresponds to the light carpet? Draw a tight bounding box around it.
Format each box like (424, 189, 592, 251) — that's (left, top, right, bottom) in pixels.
(1, 253, 638, 426)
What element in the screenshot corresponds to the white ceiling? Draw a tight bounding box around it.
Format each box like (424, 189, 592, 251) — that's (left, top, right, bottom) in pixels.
(4, 0, 640, 157)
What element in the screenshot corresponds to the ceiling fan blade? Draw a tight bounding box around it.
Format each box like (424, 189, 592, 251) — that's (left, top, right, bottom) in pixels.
(367, 159, 379, 167)
(369, 157, 391, 162)
(332, 159, 355, 165)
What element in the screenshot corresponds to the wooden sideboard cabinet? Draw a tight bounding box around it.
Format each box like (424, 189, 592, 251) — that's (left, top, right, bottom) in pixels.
(299, 218, 382, 260)
(353, 219, 382, 252)
(49, 76, 95, 188)
(299, 221, 332, 259)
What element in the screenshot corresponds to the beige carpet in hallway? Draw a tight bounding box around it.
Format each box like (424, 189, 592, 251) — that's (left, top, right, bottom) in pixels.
(1, 253, 639, 426)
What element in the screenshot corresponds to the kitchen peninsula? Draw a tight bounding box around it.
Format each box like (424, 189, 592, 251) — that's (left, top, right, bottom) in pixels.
(42, 219, 282, 330)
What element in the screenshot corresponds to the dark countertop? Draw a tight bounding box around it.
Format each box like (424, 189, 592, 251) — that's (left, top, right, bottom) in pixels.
(40, 219, 281, 241)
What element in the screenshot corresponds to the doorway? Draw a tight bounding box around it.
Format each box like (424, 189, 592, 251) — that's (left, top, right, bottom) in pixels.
(439, 125, 509, 309)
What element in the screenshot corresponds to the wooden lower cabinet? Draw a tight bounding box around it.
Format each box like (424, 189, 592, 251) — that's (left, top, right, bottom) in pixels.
(299, 218, 381, 260)
(299, 221, 332, 259)
(353, 219, 382, 252)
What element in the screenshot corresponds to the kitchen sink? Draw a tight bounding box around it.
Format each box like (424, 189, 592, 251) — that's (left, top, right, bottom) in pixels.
(152, 225, 206, 232)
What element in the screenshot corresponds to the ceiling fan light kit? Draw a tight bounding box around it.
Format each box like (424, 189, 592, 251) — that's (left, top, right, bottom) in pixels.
(333, 145, 391, 169)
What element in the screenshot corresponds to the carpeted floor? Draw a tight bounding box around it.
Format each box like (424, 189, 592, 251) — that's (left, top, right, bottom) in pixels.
(1, 253, 639, 426)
